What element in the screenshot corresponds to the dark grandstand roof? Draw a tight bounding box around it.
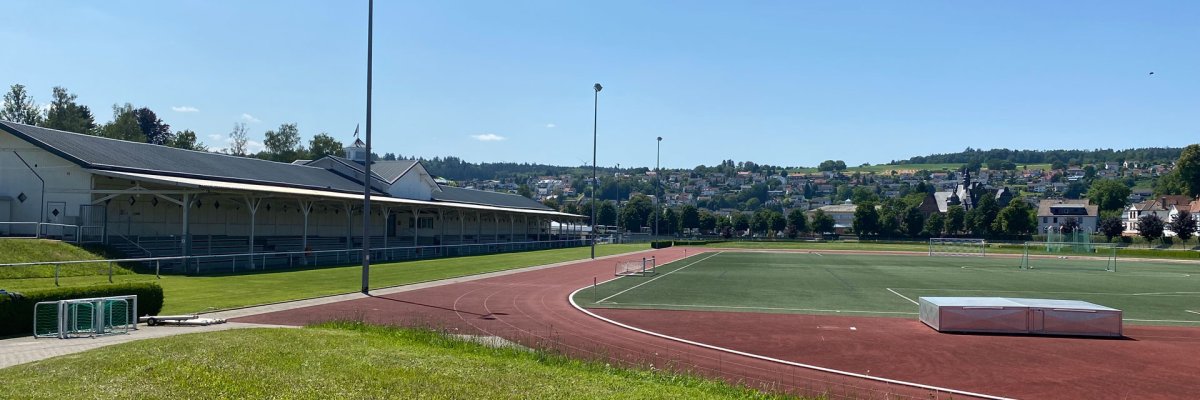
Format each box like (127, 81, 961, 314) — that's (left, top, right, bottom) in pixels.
(434, 186, 552, 211)
(325, 156, 416, 183)
(0, 121, 376, 194)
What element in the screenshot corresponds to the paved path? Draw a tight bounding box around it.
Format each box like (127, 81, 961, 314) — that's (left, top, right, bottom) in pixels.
(0, 248, 651, 370)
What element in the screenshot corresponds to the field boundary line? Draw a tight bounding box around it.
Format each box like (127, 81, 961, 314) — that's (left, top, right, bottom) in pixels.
(889, 288, 1200, 297)
(595, 302, 918, 315)
(887, 288, 919, 305)
(1185, 310, 1200, 316)
(595, 251, 722, 304)
(1124, 318, 1200, 324)
(568, 285, 1012, 400)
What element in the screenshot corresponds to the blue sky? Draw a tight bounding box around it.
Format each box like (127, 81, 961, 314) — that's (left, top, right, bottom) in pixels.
(2, 1, 1197, 169)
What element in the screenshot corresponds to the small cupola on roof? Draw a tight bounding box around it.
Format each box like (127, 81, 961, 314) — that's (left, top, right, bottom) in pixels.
(345, 138, 367, 162)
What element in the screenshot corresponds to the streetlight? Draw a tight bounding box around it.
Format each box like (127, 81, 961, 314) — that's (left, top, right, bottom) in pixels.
(591, 83, 602, 259)
(361, 0, 374, 294)
(615, 163, 620, 237)
(654, 136, 662, 238)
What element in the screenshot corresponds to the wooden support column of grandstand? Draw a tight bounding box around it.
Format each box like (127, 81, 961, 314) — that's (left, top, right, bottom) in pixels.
(181, 194, 192, 257)
(509, 214, 514, 243)
(458, 210, 465, 245)
(438, 208, 446, 247)
(343, 202, 353, 249)
(298, 199, 314, 253)
(411, 206, 420, 247)
(476, 211, 482, 244)
(244, 196, 263, 268)
(493, 213, 500, 243)
(379, 205, 389, 250)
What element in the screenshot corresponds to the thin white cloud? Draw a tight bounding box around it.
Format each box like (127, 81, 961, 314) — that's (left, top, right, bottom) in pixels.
(470, 133, 506, 142)
(172, 106, 199, 113)
(246, 140, 266, 153)
(241, 113, 261, 123)
(207, 134, 224, 141)
(545, 123, 556, 128)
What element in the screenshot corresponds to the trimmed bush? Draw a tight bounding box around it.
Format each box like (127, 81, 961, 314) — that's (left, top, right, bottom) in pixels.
(650, 241, 673, 249)
(0, 282, 164, 337)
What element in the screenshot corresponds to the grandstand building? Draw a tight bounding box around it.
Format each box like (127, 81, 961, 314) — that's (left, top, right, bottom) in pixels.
(0, 121, 585, 270)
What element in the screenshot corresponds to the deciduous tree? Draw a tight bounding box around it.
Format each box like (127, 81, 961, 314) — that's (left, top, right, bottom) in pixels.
(852, 202, 880, 236)
(135, 107, 172, 145)
(99, 103, 144, 142)
(1168, 210, 1196, 244)
(810, 210, 835, 234)
(1098, 216, 1124, 242)
(309, 132, 345, 159)
(228, 122, 250, 156)
(1, 84, 41, 125)
(1087, 179, 1131, 214)
(168, 129, 207, 151)
(1175, 144, 1200, 197)
(42, 87, 95, 134)
(1137, 214, 1165, 244)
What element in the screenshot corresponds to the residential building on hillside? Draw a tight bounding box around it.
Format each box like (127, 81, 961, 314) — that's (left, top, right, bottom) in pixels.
(808, 202, 856, 234)
(1037, 199, 1098, 234)
(1123, 195, 1192, 235)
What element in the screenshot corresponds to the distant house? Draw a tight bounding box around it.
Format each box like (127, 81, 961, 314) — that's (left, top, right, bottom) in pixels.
(808, 202, 856, 234)
(1123, 195, 1192, 235)
(1037, 199, 1098, 234)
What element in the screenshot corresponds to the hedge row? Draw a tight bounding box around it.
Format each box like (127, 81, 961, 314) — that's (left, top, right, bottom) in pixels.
(0, 282, 164, 337)
(650, 240, 724, 249)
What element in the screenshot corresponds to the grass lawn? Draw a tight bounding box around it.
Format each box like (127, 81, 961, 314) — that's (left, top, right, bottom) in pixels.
(0, 240, 135, 279)
(578, 251, 1200, 326)
(1, 243, 648, 314)
(0, 323, 787, 399)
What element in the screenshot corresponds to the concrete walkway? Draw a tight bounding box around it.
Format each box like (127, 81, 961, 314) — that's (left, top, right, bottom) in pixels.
(0, 248, 649, 370)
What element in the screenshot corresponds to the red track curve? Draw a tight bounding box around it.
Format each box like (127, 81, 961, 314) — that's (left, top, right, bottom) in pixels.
(234, 248, 1200, 399)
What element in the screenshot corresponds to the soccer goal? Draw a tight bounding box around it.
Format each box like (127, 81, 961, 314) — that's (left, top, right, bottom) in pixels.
(928, 238, 986, 257)
(1020, 241, 1116, 272)
(614, 256, 657, 277)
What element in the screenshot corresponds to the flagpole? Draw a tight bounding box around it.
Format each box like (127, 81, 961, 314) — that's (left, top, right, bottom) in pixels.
(361, 0, 373, 295)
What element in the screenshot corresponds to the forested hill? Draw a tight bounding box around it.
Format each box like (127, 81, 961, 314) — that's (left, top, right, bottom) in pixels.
(889, 147, 1183, 166)
(403, 155, 612, 182)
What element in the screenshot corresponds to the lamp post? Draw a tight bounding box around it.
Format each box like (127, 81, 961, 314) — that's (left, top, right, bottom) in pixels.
(591, 83, 602, 259)
(615, 163, 620, 236)
(654, 136, 662, 238)
(360, 0, 374, 295)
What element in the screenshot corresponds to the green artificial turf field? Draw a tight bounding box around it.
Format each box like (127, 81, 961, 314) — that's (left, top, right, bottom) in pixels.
(577, 250, 1200, 326)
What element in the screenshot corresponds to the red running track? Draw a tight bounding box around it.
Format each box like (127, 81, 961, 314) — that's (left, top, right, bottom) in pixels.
(235, 248, 1200, 399)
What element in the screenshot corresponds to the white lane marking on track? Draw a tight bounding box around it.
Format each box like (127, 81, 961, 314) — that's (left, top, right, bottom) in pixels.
(1124, 318, 1200, 324)
(599, 302, 918, 315)
(595, 251, 722, 304)
(887, 288, 919, 305)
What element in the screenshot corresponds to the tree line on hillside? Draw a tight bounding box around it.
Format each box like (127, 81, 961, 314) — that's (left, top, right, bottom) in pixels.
(561, 193, 838, 239)
(892, 147, 1183, 167)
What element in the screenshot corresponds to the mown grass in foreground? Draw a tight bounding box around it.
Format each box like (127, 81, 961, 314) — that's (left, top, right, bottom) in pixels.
(2, 243, 648, 314)
(0, 323, 793, 400)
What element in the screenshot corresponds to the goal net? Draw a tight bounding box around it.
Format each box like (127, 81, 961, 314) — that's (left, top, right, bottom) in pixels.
(1020, 241, 1116, 272)
(928, 238, 986, 257)
(614, 256, 657, 276)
